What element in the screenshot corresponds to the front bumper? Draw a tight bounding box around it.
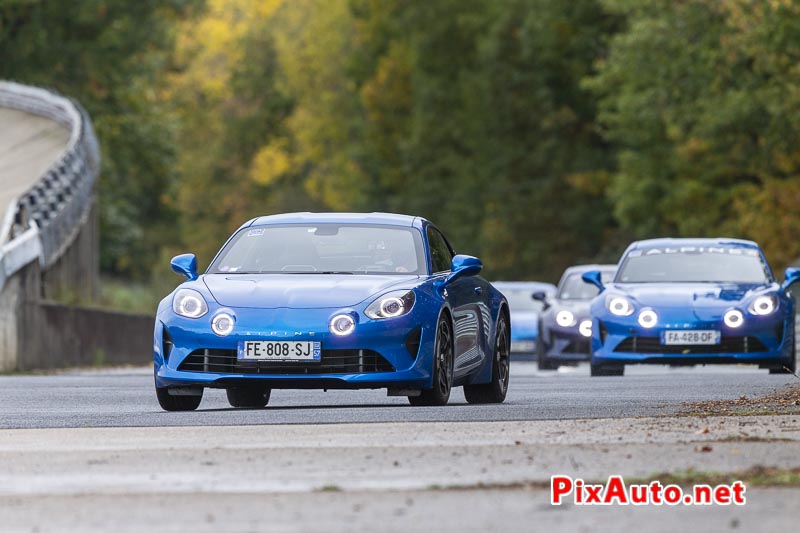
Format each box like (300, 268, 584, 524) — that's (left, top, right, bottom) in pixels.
(510, 338, 536, 356)
(154, 306, 437, 390)
(541, 324, 592, 361)
(591, 313, 793, 368)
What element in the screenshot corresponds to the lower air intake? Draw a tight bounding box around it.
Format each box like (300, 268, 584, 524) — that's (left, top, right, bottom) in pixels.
(613, 336, 767, 354)
(178, 349, 395, 374)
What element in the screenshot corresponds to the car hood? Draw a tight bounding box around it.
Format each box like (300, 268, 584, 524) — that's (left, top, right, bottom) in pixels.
(552, 299, 591, 315)
(611, 283, 775, 308)
(203, 274, 422, 309)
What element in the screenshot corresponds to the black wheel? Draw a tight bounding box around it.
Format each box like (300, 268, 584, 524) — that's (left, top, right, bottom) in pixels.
(227, 386, 271, 408)
(590, 363, 624, 377)
(464, 313, 510, 404)
(536, 327, 559, 371)
(156, 386, 203, 411)
(409, 314, 454, 406)
(770, 324, 796, 374)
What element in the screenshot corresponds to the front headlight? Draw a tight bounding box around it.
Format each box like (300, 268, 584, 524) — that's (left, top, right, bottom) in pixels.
(724, 309, 744, 328)
(211, 313, 235, 336)
(173, 288, 208, 318)
(365, 290, 415, 319)
(556, 310, 576, 327)
(329, 314, 356, 336)
(607, 295, 634, 317)
(637, 309, 658, 328)
(749, 295, 777, 316)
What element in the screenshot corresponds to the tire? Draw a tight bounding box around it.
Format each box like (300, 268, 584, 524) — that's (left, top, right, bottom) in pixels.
(770, 324, 796, 374)
(536, 329, 559, 371)
(227, 386, 271, 408)
(409, 314, 454, 406)
(590, 363, 624, 377)
(156, 386, 203, 411)
(464, 313, 510, 404)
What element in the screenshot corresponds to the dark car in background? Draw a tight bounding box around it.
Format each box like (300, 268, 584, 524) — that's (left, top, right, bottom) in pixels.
(535, 264, 616, 370)
(492, 281, 557, 360)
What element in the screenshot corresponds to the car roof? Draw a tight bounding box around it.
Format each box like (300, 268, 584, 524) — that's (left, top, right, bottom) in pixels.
(245, 212, 422, 228)
(492, 281, 557, 291)
(562, 264, 617, 275)
(629, 237, 760, 250)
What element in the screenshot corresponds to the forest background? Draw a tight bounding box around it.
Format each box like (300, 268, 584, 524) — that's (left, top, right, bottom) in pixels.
(2, 0, 799, 310)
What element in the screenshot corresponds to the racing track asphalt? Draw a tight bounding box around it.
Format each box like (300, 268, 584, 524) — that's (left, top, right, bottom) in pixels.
(0, 363, 795, 429)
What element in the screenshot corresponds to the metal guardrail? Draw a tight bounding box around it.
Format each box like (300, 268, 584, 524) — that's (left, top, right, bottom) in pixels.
(0, 81, 99, 289)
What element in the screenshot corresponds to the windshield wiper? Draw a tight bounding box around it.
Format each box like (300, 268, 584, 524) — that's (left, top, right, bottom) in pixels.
(218, 270, 357, 275)
(286, 271, 355, 275)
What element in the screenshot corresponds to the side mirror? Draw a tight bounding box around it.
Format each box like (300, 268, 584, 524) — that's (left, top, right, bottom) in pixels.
(171, 253, 199, 281)
(581, 270, 605, 292)
(532, 290, 550, 311)
(443, 255, 482, 286)
(781, 267, 800, 291)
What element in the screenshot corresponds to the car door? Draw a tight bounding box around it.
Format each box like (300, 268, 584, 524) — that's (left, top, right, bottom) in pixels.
(427, 226, 485, 379)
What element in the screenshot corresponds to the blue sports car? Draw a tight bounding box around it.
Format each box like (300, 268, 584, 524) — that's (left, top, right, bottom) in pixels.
(534, 265, 616, 370)
(582, 238, 799, 376)
(491, 281, 556, 360)
(153, 212, 510, 410)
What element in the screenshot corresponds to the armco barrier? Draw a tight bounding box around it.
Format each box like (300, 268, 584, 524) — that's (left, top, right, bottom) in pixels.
(1, 82, 151, 372)
(0, 81, 99, 287)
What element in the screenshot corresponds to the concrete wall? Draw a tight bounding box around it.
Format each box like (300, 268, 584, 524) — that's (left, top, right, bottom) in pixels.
(0, 271, 22, 372)
(0, 253, 40, 372)
(17, 299, 152, 371)
(0, 222, 151, 372)
(41, 199, 99, 302)
(0, 83, 132, 372)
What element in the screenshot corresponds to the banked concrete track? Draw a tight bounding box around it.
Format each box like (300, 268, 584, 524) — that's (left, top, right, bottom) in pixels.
(0, 82, 150, 372)
(0, 107, 70, 217)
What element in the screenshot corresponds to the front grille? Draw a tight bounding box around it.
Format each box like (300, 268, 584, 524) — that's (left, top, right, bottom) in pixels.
(553, 331, 591, 354)
(178, 349, 395, 374)
(562, 339, 591, 354)
(613, 336, 768, 354)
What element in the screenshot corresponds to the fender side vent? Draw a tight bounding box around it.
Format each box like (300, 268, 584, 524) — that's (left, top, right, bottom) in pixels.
(163, 327, 174, 362)
(405, 327, 422, 359)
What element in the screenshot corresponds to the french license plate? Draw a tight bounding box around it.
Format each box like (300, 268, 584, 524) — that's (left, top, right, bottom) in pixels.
(511, 340, 535, 353)
(661, 330, 721, 345)
(238, 341, 322, 361)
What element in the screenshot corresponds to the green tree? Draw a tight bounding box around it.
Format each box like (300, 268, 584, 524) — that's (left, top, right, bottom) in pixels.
(270, 0, 622, 280)
(472, 0, 622, 278)
(0, 0, 199, 278)
(169, 0, 322, 265)
(589, 0, 800, 269)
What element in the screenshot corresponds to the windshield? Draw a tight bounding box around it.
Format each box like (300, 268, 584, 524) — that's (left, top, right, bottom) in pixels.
(495, 286, 549, 313)
(558, 271, 614, 300)
(209, 224, 426, 275)
(616, 248, 771, 283)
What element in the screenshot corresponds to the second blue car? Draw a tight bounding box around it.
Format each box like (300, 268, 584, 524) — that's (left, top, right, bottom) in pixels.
(583, 238, 799, 376)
